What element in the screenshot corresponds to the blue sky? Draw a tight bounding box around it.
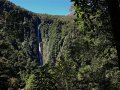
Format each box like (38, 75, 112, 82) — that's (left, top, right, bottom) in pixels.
(10, 0, 73, 15)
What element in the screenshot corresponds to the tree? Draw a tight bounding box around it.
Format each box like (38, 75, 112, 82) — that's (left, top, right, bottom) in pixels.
(105, 0, 120, 69)
(71, 0, 120, 89)
(71, 0, 120, 69)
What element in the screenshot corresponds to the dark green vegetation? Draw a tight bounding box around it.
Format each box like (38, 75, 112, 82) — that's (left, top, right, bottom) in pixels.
(0, 0, 120, 90)
(71, 0, 120, 89)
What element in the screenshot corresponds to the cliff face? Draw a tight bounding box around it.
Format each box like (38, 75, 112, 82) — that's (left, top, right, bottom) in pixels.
(0, 0, 41, 64)
(0, 1, 53, 89)
(0, 0, 76, 65)
(0, 1, 77, 88)
(38, 14, 76, 64)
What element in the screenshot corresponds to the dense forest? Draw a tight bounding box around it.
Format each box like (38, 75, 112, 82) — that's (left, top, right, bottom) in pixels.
(0, 0, 120, 90)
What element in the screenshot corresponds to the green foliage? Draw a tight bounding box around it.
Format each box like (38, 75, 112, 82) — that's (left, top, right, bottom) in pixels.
(0, 0, 40, 89)
(1, 0, 120, 90)
(70, 0, 120, 89)
(25, 74, 35, 90)
(39, 14, 75, 64)
(0, 0, 77, 89)
(8, 77, 19, 90)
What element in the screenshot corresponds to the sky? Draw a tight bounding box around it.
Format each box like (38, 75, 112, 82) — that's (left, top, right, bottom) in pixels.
(10, 0, 73, 15)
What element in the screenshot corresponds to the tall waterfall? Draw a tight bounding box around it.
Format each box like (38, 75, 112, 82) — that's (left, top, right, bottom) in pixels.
(37, 24, 43, 65)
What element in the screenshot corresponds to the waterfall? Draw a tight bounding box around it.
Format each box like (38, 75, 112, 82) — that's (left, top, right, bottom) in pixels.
(37, 23, 43, 65)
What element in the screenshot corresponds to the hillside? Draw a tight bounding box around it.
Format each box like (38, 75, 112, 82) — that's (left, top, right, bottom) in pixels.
(0, 0, 77, 89)
(38, 14, 76, 64)
(0, 1, 41, 89)
(0, 0, 120, 90)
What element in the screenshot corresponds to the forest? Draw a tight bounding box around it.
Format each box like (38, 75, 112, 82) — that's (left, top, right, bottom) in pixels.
(0, 0, 120, 90)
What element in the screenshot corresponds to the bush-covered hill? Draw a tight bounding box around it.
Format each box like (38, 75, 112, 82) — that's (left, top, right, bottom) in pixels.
(0, 0, 77, 89)
(39, 14, 76, 64)
(0, 1, 42, 89)
(0, 0, 120, 90)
